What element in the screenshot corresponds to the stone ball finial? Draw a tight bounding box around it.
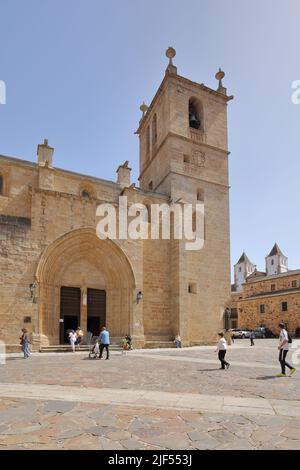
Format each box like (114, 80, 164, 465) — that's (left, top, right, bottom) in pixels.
(166, 47, 176, 63)
(215, 68, 226, 93)
(215, 68, 225, 81)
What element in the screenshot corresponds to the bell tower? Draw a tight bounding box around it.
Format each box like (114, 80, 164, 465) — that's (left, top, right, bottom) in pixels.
(137, 49, 233, 344)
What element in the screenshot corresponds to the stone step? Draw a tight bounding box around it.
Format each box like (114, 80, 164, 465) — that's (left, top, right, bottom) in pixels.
(40, 344, 122, 353)
(144, 341, 175, 349)
(145, 335, 174, 342)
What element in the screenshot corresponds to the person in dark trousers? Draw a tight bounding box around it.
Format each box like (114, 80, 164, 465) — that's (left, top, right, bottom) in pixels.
(277, 322, 296, 377)
(215, 332, 230, 370)
(20, 328, 31, 359)
(99, 326, 110, 360)
(250, 330, 255, 346)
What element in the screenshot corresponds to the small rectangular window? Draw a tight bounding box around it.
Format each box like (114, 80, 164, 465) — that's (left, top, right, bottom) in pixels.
(0, 175, 3, 195)
(188, 283, 197, 294)
(24, 316, 31, 323)
(148, 181, 153, 190)
(260, 304, 265, 314)
(292, 280, 297, 288)
(184, 155, 191, 164)
(197, 188, 204, 201)
(146, 126, 150, 156)
(282, 302, 288, 312)
(271, 284, 276, 291)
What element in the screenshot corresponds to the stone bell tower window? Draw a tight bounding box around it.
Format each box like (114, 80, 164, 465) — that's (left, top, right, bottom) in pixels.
(189, 97, 203, 130)
(0, 175, 3, 195)
(81, 190, 91, 200)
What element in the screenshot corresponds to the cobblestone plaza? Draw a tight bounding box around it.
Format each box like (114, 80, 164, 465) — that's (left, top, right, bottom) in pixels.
(0, 339, 299, 450)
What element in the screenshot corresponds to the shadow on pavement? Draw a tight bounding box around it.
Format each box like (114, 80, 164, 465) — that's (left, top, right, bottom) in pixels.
(255, 375, 277, 380)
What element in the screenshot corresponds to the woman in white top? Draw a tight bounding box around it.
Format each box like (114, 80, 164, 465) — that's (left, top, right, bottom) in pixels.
(277, 322, 296, 377)
(215, 332, 230, 370)
(69, 330, 77, 353)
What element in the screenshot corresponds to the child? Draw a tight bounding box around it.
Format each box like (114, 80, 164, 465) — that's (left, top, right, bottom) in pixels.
(68, 330, 77, 353)
(174, 334, 182, 348)
(215, 332, 230, 370)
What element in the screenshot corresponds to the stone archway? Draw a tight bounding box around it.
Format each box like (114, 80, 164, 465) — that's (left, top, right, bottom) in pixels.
(35, 228, 136, 346)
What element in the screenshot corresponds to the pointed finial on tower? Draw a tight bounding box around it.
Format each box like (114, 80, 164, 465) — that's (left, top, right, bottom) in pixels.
(165, 47, 177, 75)
(37, 138, 54, 167)
(215, 68, 227, 95)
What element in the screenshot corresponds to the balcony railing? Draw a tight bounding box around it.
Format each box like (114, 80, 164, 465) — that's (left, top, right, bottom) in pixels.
(190, 128, 207, 144)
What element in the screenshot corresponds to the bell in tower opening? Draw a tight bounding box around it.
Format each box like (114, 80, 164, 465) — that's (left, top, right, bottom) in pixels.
(189, 97, 202, 130)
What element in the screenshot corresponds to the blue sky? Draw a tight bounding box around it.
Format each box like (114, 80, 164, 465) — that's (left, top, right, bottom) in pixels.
(1, 0, 299, 275)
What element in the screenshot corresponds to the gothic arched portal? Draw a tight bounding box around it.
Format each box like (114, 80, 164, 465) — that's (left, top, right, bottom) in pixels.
(35, 228, 136, 346)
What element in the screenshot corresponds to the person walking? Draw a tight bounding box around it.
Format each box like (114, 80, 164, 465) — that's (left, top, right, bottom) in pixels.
(99, 326, 110, 360)
(20, 328, 31, 359)
(215, 332, 230, 370)
(277, 322, 296, 377)
(250, 329, 255, 346)
(75, 326, 84, 348)
(69, 330, 77, 353)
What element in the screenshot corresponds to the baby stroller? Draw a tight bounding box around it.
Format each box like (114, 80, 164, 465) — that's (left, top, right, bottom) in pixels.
(88, 336, 100, 359)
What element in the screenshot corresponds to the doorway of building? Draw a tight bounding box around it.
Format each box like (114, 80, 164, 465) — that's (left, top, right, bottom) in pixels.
(87, 288, 106, 337)
(60, 286, 81, 344)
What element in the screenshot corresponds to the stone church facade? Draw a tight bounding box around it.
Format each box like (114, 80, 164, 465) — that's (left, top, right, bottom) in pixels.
(0, 50, 232, 350)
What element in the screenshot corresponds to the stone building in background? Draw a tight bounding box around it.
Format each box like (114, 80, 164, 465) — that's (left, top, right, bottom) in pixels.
(231, 244, 300, 335)
(0, 49, 232, 350)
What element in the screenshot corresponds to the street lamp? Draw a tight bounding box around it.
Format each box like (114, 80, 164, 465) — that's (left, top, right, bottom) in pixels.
(224, 307, 231, 330)
(136, 291, 144, 304)
(29, 282, 37, 301)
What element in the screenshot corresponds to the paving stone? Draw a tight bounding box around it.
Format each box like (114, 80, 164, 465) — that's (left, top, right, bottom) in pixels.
(188, 431, 219, 449)
(217, 439, 255, 450)
(43, 401, 76, 413)
(4, 423, 42, 435)
(85, 425, 116, 437)
(0, 433, 51, 445)
(98, 437, 125, 450)
(128, 419, 147, 432)
(275, 439, 300, 450)
(93, 415, 118, 426)
(208, 429, 236, 444)
(121, 438, 145, 450)
(106, 430, 132, 441)
(280, 427, 300, 440)
(251, 429, 273, 444)
(57, 429, 85, 439)
(140, 433, 190, 450)
(62, 434, 102, 450)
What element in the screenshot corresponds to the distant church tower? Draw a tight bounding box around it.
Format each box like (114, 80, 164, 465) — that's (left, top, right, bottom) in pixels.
(265, 243, 288, 276)
(234, 252, 255, 292)
(136, 48, 233, 343)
